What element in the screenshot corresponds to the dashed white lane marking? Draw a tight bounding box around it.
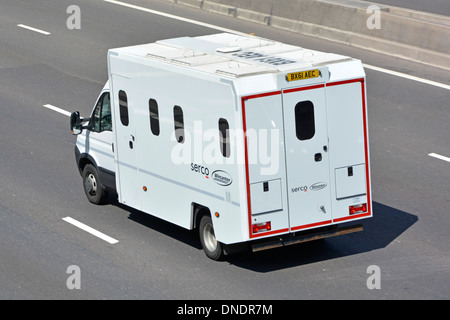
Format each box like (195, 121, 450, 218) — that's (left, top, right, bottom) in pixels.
(428, 153, 450, 163)
(63, 217, 119, 244)
(43, 104, 71, 117)
(17, 24, 51, 35)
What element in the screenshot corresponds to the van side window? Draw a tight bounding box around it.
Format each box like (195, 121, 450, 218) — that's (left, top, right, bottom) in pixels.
(119, 90, 129, 126)
(92, 97, 102, 132)
(100, 93, 112, 131)
(218, 118, 230, 158)
(90, 92, 112, 133)
(149, 99, 160, 136)
(173, 106, 184, 143)
(295, 101, 315, 140)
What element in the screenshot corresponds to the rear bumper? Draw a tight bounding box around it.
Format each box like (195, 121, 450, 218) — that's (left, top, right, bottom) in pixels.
(251, 223, 363, 252)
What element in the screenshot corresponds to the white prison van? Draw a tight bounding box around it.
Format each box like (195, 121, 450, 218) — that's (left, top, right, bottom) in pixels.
(70, 33, 372, 260)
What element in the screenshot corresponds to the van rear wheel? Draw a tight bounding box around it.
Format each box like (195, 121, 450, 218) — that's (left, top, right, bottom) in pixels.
(199, 215, 223, 261)
(82, 164, 107, 205)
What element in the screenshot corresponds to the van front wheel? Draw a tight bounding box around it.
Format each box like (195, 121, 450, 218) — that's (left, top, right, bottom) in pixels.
(199, 215, 223, 261)
(82, 164, 107, 205)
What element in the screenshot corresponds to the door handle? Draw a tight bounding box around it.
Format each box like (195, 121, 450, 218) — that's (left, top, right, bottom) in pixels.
(129, 134, 135, 149)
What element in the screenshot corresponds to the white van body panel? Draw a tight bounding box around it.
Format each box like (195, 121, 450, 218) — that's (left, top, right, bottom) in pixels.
(76, 33, 372, 248)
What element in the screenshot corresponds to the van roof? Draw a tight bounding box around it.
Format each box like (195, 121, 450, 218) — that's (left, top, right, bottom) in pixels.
(112, 33, 352, 78)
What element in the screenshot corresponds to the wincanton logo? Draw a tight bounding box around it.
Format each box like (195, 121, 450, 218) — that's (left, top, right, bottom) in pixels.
(212, 170, 232, 186)
(310, 182, 327, 191)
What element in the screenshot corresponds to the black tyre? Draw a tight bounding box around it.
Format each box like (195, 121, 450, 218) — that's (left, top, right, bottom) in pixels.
(82, 164, 107, 205)
(199, 215, 223, 261)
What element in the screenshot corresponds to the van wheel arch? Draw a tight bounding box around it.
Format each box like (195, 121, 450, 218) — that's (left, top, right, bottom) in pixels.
(195, 208, 224, 261)
(78, 154, 97, 175)
(192, 203, 209, 230)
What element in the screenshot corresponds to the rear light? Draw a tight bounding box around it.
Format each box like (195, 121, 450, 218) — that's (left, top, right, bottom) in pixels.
(349, 203, 367, 215)
(252, 221, 271, 234)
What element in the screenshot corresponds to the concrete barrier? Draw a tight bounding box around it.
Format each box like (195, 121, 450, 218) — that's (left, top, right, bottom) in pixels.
(166, 0, 450, 70)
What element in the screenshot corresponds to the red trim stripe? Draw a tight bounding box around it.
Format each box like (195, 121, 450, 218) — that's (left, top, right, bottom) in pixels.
(283, 83, 324, 94)
(326, 78, 364, 87)
(359, 78, 372, 218)
(251, 228, 290, 238)
(291, 220, 332, 232)
(334, 212, 371, 223)
(242, 91, 282, 101)
(241, 96, 253, 239)
(241, 91, 282, 239)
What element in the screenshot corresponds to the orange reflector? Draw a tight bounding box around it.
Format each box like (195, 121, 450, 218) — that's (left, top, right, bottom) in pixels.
(252, 221, 271, 234)
(349, 203, 367, 215)
(143, 186, 147, 192)
(215, 212, 220, 218)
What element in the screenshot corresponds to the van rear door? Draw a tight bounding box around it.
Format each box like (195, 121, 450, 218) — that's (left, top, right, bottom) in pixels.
(282, 84, 333, 231)
(242, 92, 290, 239)
(325, 78, 371, 222)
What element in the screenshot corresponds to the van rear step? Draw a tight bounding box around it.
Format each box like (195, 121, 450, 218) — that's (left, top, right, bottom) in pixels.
(251, 224, 363, 252)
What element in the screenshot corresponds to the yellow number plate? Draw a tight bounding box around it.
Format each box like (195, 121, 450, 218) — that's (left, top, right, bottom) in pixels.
(286, 69, 320, 82)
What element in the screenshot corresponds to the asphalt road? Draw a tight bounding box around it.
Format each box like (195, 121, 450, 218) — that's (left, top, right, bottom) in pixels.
(1, 0, 449, 302)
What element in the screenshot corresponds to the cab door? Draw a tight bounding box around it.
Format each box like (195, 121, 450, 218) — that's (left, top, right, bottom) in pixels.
(86, 91, 115, 189)
(282, 84, 332, 231)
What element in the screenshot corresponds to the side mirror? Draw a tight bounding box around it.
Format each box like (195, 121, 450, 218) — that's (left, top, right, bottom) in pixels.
(70, 111, 83, 135)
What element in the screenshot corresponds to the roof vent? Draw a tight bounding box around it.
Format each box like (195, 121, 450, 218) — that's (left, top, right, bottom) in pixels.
(216, 47, 241, 53)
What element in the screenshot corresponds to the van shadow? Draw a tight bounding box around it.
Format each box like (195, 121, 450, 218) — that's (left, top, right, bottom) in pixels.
(109, 196, 417, 272)
(227, 202, 418, 272)
(108, 196, 202, 250)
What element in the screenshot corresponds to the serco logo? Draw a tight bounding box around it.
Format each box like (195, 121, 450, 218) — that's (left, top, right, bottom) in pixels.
(212, 170, 232, 186)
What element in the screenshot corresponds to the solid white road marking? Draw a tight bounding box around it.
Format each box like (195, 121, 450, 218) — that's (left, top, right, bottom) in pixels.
(428, 153, 450, 163)
(363, 64, 450, 91)
(63, 217, 119, 244)
(103, 0, 449, 91)
(17, 24, 51, 35)
(103, 0, 248, 36)
(43, 104, 71, 117)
